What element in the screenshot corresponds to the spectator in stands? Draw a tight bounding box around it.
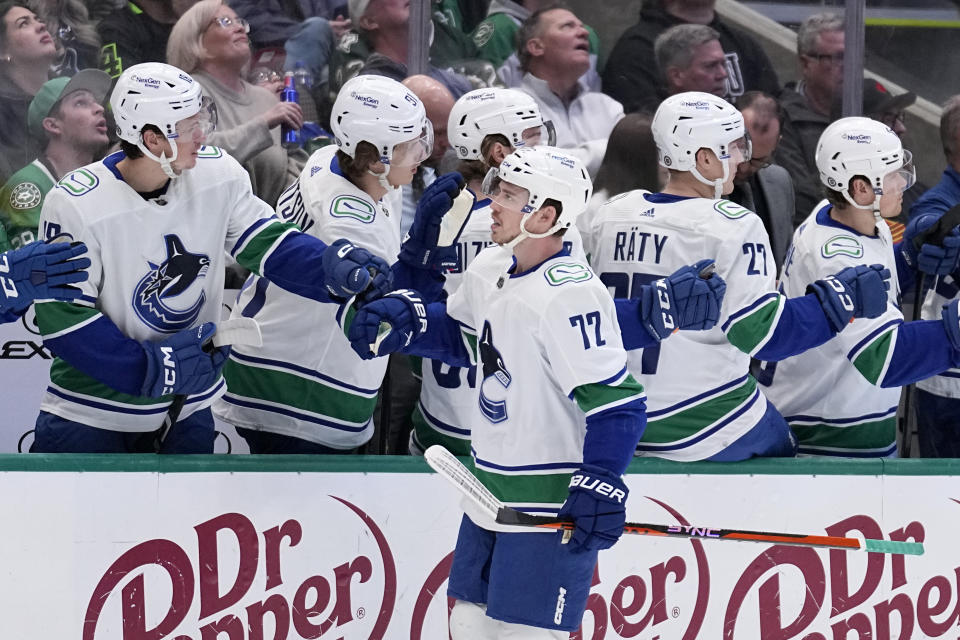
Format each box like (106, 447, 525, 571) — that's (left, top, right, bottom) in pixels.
(776, 12, 844, 226)
(603, 0, 779, 114)
(655, 24, 728, 102)
(168, 0, 306, 207)
(98, 0, 196, 80)
(331, 0, 471, 98)
(0, 2, 59, 183)
(577, 113, 661, 260)
(35, 0, 101, 73)
(0, 69, 110, 249)
(470, 0, 602, 90)
(729, 91, 794, 271)
(911, 95, 960, 457)
(517, 6, 623, 176)
(231, 0, 350, 92)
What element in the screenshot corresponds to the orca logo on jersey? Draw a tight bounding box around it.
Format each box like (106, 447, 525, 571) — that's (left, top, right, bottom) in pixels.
(132, 234, 211, 333)
(478, 321, 511, 423)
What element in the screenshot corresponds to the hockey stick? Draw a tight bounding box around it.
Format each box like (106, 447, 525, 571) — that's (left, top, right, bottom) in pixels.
(423, 445, 924, 556)
(152, 318, 263, 453)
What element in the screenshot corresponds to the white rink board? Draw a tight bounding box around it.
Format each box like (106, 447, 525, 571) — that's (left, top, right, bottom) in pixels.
(2, 458, 958, 639)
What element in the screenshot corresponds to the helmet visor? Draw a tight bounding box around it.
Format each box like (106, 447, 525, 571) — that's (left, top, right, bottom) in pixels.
(481, 167, 532, 212)
(519, 120, 557, 148)
(173, 96, 217, 141)
(392, 120, 434, 167)
(882, 149, 916, 193)
(727, 135, 752, 164)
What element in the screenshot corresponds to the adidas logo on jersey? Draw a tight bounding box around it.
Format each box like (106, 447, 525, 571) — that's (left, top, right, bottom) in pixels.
(640, 208, 655, 218)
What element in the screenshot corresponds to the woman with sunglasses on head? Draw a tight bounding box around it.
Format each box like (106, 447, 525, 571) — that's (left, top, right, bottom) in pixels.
(215, 74, 472, 454)
(167, 0, 305, 207)
(0, 1, 59, 182)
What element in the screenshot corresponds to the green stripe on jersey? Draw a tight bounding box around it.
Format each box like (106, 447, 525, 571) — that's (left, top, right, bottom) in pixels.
(461, 328, 478, 364)
(790, 415, 896, 452)
(222, 358, 376, 423)
(411, 407, 471, 456)
(35, 300, 99, 336)
(726, 297, 781, 354)
(49, 358, 173, 406)
(852, 329, 895, 385)
(641, 376, 757, 444)
(474, 463, 570, 506)
(235, 220, 298, 274)
(574, 374, 644, 415)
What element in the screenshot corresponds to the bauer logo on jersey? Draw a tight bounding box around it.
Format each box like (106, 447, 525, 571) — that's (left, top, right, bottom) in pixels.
(330, 195, 376, 223)
(478, 321, 511, 423)
(821, 235, 864, 259)
(545, 262, 592, 286)
(132, 234, 210, 333)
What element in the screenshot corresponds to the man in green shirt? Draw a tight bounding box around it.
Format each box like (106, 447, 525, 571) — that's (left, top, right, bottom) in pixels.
(0, 69, 111, 249)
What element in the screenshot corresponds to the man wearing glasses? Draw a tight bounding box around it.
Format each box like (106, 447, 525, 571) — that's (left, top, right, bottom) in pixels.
(776, 12, 845, 227)
(730, 91, 794, 272)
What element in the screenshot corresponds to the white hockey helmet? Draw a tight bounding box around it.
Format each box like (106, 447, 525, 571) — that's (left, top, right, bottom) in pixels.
(110, 62, 216, 177)
(330, 74, 433, 170)
(482, 146, 592, 250)
(652, 91, 751, 197)
(447, 88, 555, 161)
(816, 116, 915, 213)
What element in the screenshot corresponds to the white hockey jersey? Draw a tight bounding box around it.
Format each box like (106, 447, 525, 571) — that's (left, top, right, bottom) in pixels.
(917, 262, 960, 399)
(412, 202, 587, 456)
(215, 146, 402, 449)
(760, 202, 901, 457)
(36, 147, 293, 431)
(582, 190, 785, 461)
(445, 246, 643, 527)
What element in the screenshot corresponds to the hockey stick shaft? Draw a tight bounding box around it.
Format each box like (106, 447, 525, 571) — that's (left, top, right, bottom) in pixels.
(424, 445, 924, 556)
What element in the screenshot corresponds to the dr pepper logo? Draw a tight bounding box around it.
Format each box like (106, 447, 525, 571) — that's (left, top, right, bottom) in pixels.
(83, 497, 396, 639)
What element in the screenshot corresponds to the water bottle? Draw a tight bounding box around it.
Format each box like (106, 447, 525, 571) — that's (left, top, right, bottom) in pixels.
(280, 71, 301, 149)
(292, 61, 318, 125)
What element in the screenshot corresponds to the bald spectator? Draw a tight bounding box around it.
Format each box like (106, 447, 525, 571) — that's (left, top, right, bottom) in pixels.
(330, 0, 471, 98)
(470, 0, 601, 90)
(517, 5, 623, 177)
(655, 24, 728, 100)
(603, 0, 779, 114)
(776, 12, 845, 225)
(728, 91, 794, 271)
(98, 0, 196, 79)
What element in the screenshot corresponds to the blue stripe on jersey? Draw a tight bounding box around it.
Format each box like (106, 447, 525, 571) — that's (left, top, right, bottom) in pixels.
(566, 368, 630, 400)
(47, 385, 168, 415)
(785, 406, 898, 425)
(417, 401, 471, 437)
(846, 318, 901, 360)
(221, 394, 370, 432)
(638, 386, 761, 452)
(798, 442, 898, 458)
(647, 374, 749, 419)
(721, 292, 780, 333)
(472, 450, 580, 473)
(938, 370, 960, 378)
(240, 277, 270, 319)
(229, 350, 380, 395)
(231, 217, 274, 256)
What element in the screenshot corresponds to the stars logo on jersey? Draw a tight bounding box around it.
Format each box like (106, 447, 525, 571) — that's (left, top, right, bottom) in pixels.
(9, 182, 42, 210)
(132, 234, 210, 333)
(478, 321, 511, 423)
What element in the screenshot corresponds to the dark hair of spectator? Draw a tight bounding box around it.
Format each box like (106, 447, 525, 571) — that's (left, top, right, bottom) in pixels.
(0, 1, 30, 55)
(119, 125, 163, 159)
(456, 158, 487, 186)
(593, 113, 660, 196)
(737, 91, 785, 129)
(336, 141, 383, 184)
(516, 2, 569, 72)
(480, 132, 510, 163)
(940, 95, 960, 163)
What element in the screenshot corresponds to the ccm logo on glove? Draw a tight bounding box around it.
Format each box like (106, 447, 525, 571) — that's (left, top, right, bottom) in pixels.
(160, 346, 176, 395)
(654, 279, 676, 330)
(569, 472, 627, 503)
(822, 276, 854, 311)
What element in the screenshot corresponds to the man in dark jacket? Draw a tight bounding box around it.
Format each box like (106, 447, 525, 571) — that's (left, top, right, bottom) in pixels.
(602, 0, 779, 114)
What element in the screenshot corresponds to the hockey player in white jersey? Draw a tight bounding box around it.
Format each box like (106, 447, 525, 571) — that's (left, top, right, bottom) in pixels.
(760, 117, 960, 457)
(215, 74, 472, 453)
(582, 92, 893, 462)
(30, 63, 395, 454)
(344, 147, 722, 636)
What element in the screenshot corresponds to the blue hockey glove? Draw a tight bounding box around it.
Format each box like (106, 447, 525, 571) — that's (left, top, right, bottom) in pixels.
(344, 289, 428, 359)
(141, 322, 230, 397)
(398, 172, 473, 271)
(0, 240, 90, 313)
(557, 465, 629, 553)
(639, 260, 726, 341)
(807, 264, 890, 332)
(901, 213, 960, 275)
(941, 300, 960, 355)
(322, 238, 392, 301)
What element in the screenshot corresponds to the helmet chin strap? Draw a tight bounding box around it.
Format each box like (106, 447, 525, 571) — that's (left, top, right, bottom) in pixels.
(690, 155, 731, 199)
(841, 190, 883, 221)
(499, 209, 565, 252)
(137, 138, 180, 180)
(367, 166, 397, 194)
